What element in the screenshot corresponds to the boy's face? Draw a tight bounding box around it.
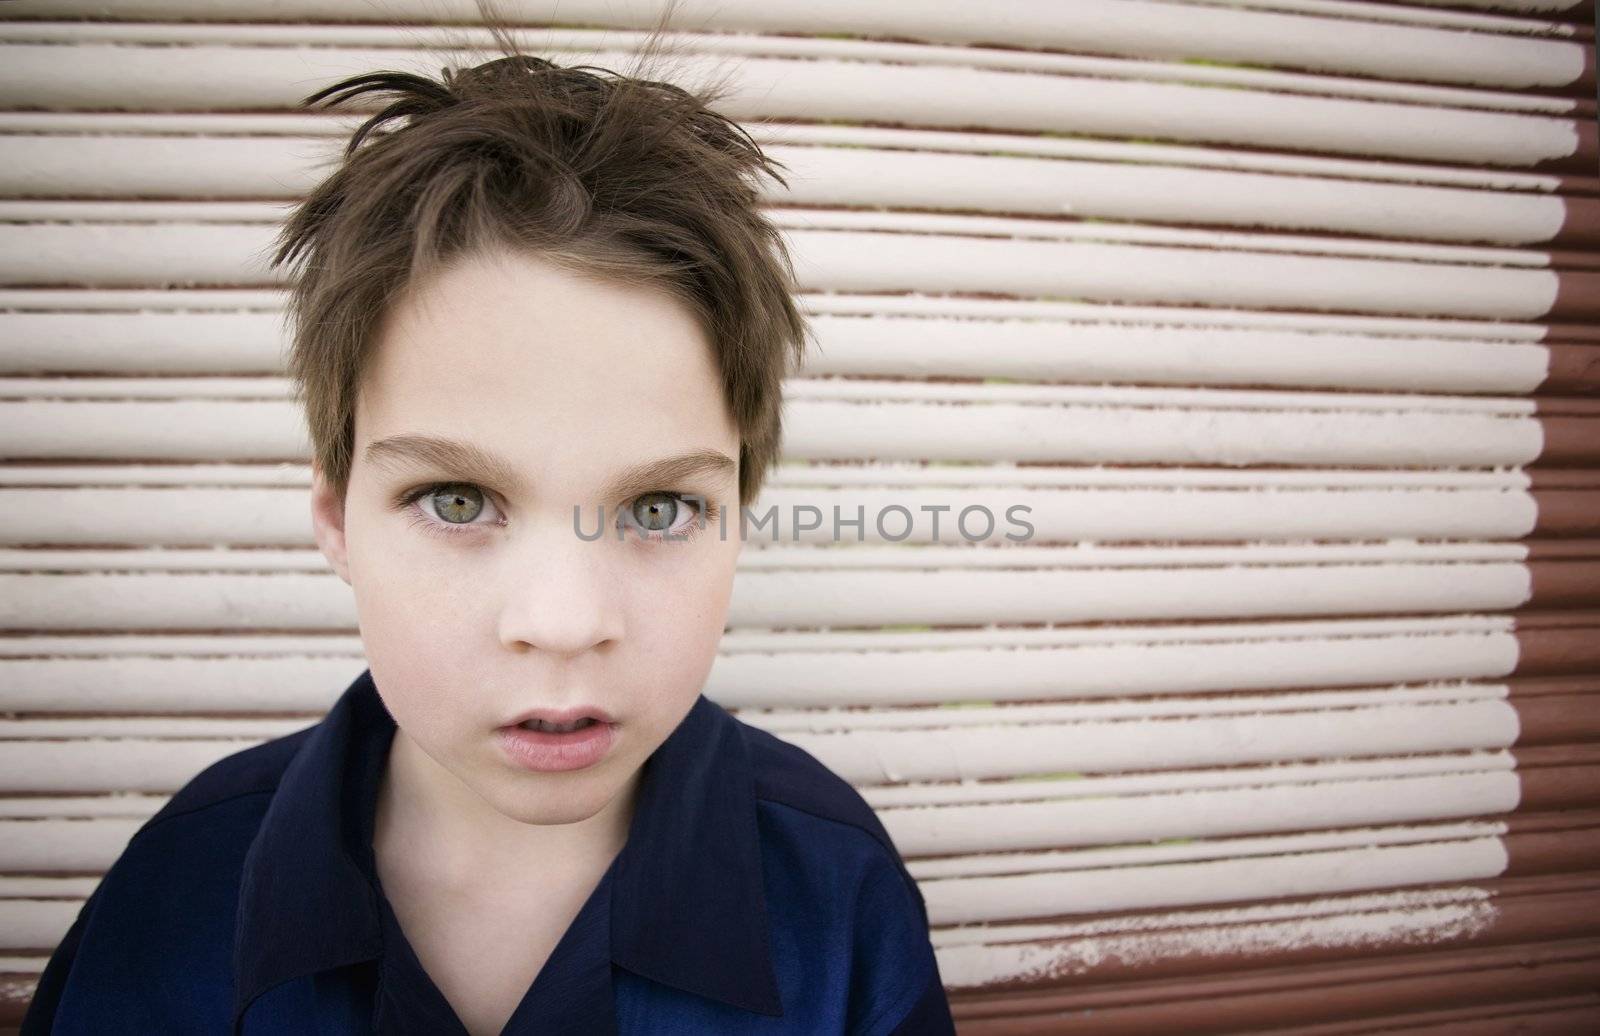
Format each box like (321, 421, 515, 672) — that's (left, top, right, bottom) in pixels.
(309, 247, 744, 827)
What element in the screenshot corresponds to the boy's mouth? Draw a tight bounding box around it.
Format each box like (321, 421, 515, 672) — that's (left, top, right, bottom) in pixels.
(517, 716, 597, 734)
(500, 703, 616, 730)
(497, 710, 617, 772)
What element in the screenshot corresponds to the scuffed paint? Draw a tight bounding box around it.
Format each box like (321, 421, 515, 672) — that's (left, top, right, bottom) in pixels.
(935, 891, 1500, 989)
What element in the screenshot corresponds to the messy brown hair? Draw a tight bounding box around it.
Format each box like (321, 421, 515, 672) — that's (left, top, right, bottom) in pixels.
(266, 2, 809, 507)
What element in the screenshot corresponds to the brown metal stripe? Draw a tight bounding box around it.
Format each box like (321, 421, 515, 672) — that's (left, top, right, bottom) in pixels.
(1529, 416, 1600, 464)
(948, 937, 1600, 1034)
(1533, 116, 1596, 176)
(1531, 490, 1600, 535)
(1511, 693, 1600, 744)
(1526, 560, 1600, 605)
(1508, 742, 1600, 767)
(1265, 996, 1600, 1036)
(1531, 396, 1600, 415)
(1508, 674, 1600, 696)
(1548, 246, 1600, 270)
(1523, 539, 1600, 557)
(1506, 824, 1600, 876)
(1541, 322, 1600, 342)
(1560, 198, 1600, 249)
(1527, 469, 1600, 489)
(1551, 272, 1600, 323)
(1539, 345, 1600, 393)
(1509, 762, 1597, 811)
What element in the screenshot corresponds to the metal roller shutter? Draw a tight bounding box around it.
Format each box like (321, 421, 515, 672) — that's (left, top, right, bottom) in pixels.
(1, 1, 1596, 1031)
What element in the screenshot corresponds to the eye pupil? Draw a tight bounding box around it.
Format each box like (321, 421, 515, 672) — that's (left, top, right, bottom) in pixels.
(631, 492, 678, 531)
(433, 484, 483, 524)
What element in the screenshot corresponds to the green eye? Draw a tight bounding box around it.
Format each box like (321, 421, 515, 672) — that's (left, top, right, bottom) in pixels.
(431, 484, 484, 524)
(630, 492, 678, 532)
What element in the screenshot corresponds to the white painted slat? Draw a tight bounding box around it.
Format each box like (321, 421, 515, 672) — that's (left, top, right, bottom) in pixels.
(0, 542, 1541, 572)
(0, 374, 1543, 412)
(0, 397, 1548, 467)
(932, 883, 1502, 988)
(0, 220, 1572, 318)
(0, 681, 1510, 737)
(0, 484, 1542, 548)
(0, 43, 1582, 167)
(880, 771, 1521, 856)
(904, 818, 1514, 877)
(920, 837, 1511, 925)
(0, 285, 1564, 338)
(0, 201, 1584, 274)
(0, 304, 1559, 395)
(0, 135, 1576, 247)
(0, 698, 1521, 791)
(752, 683, 1511, 732)
(0, 817, 144, 871)
(0, 557, 1537, 630)
(0, 838, 1511, 955)
(0, 618, 1521, 711)
(0, 460, 1541, 490)
(1217, 0, 1581, 32)
(928, 883, 1500, 948)
(0, 23, 1579, 116)
(0, 1, 1585, 90)
(0, 795, 173, 819)
(779, 699, 1522, 783)
(864, 751, 1517, 808)
(0, 900, 88, 952)
(0, 113, 1576, 192)
(0, 751, 1516, 818)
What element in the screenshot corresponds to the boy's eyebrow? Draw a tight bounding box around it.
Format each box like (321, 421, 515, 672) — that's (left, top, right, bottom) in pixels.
(364, 434, 737, 500)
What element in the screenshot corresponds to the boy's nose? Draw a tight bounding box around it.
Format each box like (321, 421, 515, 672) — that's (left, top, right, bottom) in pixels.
(494, 520, 622, 657)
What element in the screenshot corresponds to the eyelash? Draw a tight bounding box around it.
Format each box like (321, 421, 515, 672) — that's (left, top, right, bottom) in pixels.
(396, 482, 721, 544)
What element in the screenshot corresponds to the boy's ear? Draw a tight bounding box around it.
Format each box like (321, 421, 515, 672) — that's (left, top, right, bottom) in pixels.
(309, 463, 353, 587)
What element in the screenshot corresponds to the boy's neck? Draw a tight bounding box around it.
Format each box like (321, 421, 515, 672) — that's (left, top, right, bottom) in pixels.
(372, 726, 639, 893)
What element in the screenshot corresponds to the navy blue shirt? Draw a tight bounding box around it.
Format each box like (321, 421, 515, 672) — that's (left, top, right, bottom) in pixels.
(22, 669, 955, 1035)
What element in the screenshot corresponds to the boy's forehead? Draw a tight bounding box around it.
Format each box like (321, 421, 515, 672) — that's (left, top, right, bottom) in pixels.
(355, 250, 738, 479)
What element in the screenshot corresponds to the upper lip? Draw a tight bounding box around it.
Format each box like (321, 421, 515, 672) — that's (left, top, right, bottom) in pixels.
(501, 704, 615, 728)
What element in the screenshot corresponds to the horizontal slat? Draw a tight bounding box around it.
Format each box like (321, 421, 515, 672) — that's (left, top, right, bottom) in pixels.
(0, 681, 1519, 736)
(0, 3, 1588, 94)
(0, 285, 1569, 338)
(0, 306, 1566, 395)
(0, 559, 1542, 630)
(0, 698, 1522, 789)
(1, 114, 1582, 194)
(3, 831, 1510, 933)
(0, 221, 1583, 320)
(0, 485, 1546, 547)
(0, 30, 1581, 122)
(921, 837, 1510, 925)
(0, 460, 1544, 490)
(1, 134, 1588, 248)
(886, 775, 1520, 857)
(0, 42, 1587, 169)
(0, 616, 1526, 710)
(0, 397, 1553, 467)
(0, 751, 1519, 816)
(0, 543, 1548, 570)
(0, 774, 1527, 868)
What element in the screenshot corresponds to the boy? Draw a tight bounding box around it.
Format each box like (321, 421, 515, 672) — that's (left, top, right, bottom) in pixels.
(21, 26, 956, 1036)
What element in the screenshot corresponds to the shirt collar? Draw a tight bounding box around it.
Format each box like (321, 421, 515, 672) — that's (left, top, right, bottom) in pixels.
(231, 668, 782, 1032)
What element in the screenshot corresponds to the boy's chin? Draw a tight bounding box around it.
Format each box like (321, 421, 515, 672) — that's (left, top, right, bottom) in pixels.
(478, 769, 627, 827)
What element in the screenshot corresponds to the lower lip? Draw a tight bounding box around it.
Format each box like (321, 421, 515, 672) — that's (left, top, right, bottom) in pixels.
(496, 720, 616, 773)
